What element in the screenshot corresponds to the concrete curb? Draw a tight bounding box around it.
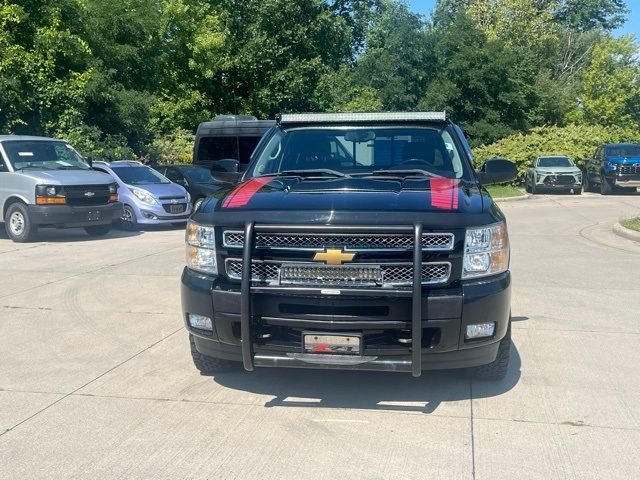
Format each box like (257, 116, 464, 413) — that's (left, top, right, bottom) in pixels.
(494, 193, 531, 203)
(613, 222, 640, 243)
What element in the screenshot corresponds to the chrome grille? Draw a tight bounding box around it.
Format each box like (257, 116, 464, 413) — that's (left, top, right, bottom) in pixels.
(223, 231, 454, 251)
(619, 164, 640, 175)
(224, 259, 451, 287)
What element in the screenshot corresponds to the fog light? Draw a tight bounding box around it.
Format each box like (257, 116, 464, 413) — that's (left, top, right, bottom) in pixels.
(188, 314, 213, 331)
(465, 322, 495, 340)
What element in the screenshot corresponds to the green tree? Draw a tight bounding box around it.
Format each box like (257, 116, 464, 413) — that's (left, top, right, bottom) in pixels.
(579, 35, 640, 127)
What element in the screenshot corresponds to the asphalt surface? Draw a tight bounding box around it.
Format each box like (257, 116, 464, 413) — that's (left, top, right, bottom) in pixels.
(1, 192, 639, 480)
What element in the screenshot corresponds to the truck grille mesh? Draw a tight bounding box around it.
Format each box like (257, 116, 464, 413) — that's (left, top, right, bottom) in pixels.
(224, 259, 451, 287)
(223, 231, 454, 251)
(619, 165, 640, 175)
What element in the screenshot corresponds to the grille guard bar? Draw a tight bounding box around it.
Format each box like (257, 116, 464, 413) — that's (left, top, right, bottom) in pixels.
(240, 223, 425, 377)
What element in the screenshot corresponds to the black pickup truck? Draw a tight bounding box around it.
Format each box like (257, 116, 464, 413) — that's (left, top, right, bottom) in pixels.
(182, 112, 517, 379)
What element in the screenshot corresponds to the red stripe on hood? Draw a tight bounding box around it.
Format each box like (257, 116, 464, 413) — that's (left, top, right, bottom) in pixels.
(222, 177, 273, 208)
(430, 178, 460, 210)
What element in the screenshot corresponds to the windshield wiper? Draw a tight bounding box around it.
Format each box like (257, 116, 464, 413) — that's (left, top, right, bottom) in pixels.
(354, 169, 440, 178)
(277, 169, 351, 178)
(15, 165, 54, 171)
(58, 165, 89, 170)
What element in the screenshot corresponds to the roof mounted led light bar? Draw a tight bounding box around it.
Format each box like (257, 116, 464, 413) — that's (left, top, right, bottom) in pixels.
(277, 111, 448, 124)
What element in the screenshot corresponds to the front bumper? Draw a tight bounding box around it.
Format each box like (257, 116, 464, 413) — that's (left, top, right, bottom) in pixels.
(536, 173, 581, 189)
(27, 202, 123, 227)
(182, 267, 511, 375)
(131, 202, 192, 225)
(610, 173, 640, 189)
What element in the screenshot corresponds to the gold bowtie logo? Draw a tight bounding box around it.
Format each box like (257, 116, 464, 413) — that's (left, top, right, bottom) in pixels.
(313, 248, 356, 265)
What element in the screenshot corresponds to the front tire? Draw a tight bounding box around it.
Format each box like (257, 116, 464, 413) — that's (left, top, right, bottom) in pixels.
(468, 321, 511, 381)
(118, 205, 138, 230)
(5, 203, 37, 243)
(600, 175, 615, 195)
(84, 224, 112, 237)
(573, 186, 582, 195)
(190, 335, 239, 373)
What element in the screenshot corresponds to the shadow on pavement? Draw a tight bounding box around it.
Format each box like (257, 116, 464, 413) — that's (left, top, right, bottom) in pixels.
(212, 343, 521, 414)
(0, 224, 142, 242)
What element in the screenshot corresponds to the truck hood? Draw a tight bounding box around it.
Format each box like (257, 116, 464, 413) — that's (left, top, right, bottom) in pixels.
(212, 176, 485, 214)
(606, 156, 640, 164)
(17, 169, 115, 185)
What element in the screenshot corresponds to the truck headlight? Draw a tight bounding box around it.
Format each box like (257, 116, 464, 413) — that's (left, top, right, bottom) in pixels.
(462, 222, 509, 279)
(130, 187, 157, 205)
(186, 221, 217, 274)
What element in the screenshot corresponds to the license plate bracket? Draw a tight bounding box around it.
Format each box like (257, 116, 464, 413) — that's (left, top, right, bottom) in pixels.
(303, 332, 362, 355)
(87, 211, 101, 221)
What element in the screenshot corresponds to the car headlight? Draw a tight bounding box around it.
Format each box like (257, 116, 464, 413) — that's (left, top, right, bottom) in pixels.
(130, 187, 157, 205)
(462, 222, 509, 279)
(108, 183, 118, 194)
(186, 221, 217, 274)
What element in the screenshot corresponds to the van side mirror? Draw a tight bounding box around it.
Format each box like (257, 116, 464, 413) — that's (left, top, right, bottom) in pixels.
(85, 156, 93, 167)
(211, 159, 241, 183)
(478, 157, 517, 185)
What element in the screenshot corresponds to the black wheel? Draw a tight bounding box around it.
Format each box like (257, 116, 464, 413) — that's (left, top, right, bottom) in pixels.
(600, 175, 614, 195)
(118, 205, 138, 230)
(4, 203, 37, 243)
(524, 181, 531, 193)
(84, 224, 112, 237)
(468, 321, 511, 381)
(190, 335, 240, 373)
(573, 185, 582, 195)
(531, 182, 537, 194)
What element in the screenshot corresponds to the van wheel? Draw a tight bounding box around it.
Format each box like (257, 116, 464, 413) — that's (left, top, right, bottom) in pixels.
(468, 321, 511, 381)
(5, 203, 37, 243)
(189, 335, 239, 373)
(84, 224, 112, 237)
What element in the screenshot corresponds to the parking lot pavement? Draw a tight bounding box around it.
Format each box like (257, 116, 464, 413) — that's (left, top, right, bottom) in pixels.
(1, 192, 639, 480)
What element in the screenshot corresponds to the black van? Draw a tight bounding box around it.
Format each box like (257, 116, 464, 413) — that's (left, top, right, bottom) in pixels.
(193, 115, 275, 180)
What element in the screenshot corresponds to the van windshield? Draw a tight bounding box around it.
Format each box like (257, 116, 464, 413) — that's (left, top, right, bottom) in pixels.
(3, 140, 90, 171)
(247, 126, 469, 179)
(197, 136, 263, 165)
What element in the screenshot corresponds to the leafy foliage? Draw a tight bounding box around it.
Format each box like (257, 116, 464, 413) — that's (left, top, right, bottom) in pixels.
(474, 124, 640, 180)
(0, 0, 638, 161)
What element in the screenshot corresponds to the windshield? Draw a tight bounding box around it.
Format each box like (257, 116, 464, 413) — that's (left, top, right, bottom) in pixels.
(537, 157, 573, 168)
(181, 167, 216, 183)
(111, 166, 170, 185)
(197, 136, 262, 165)
(247, 126, 469, 179)
(3, 140, 90, 171)
(605, 145, 640, 157)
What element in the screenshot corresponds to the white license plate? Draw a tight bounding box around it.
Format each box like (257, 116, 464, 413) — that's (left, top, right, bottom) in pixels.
(169, 205, 184, 214)
(303, 333, 361, 355)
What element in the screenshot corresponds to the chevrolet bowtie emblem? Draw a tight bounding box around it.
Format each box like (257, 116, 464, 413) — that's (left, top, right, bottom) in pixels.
(313, 248, 356, 265)
(84, 191, 95, 197)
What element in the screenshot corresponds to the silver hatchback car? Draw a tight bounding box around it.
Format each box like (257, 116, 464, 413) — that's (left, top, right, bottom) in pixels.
(93, 161, 192, 229)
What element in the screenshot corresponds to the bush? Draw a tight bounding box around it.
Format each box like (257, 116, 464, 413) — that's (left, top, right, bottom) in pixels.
(147, 130, 195, 165)
(473, 124, 640, 181)
(58, 125, 136, 162)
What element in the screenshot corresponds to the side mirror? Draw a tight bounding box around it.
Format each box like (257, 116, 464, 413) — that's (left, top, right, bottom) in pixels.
(85, 156, 93, 167)
(211, 159, 241, 183)
(478, 157, 517, 185)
